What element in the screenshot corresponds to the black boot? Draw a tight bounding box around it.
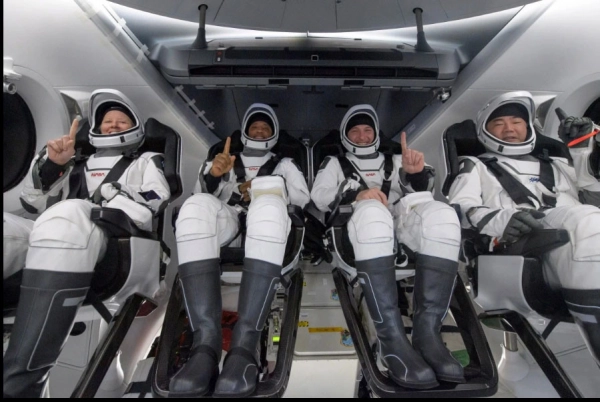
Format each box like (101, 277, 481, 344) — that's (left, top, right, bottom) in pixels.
(412, 254, 465, 383)
(169, 259, 222, 396)
(3, 269, 93, 398)
(213, 258, 281, 398)
(563, 288, 600, 367)
(356, 256, 438, 390)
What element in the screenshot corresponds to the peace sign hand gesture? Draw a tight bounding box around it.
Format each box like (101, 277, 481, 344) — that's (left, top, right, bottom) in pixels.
(210, 136, 236, 177)
(47, 118, 78, 166)
(400, 132, 425, 174)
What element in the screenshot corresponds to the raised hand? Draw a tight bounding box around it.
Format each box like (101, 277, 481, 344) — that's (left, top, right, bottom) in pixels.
(356, 187, 388, 206)
(558, 114, 595, 148)
(400, 132, 425, 174)
(47, 118, 78, 166)
(210, 137, 236, 177)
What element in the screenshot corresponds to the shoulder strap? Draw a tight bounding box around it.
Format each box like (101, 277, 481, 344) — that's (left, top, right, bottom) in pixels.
(232, 155, 246, 184)
(67, 158, 89, 200)
(257, 154, 281, 177)
(91, 155, 137, 204)
(339, 155, 393, 198)
(338, 156, 368, 189)
(380, 153, 394, 198)
(480, 157, 541, 208)
(536, 149, 557, 208)
(227, 154, 281, 207)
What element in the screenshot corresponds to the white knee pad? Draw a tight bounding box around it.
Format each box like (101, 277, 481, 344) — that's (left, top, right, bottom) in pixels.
(26, 199, 106, 273)
(3, 213, 33, 279)
(245, 194, 291, 266)
(398, 200, 460, 261)
(569, 206, 600, 262)
(249, 176, 289, 204)
(176, 193, 232, 263)
(348, 200, 394, 261)
(544, 205, 600, 290)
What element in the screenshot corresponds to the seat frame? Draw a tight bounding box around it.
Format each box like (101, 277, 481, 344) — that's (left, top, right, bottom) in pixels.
(442, 119, 585, 398)
(2, 118, 184, 398)
(303, 129, 499, 397)
(150, 131, 308, 398)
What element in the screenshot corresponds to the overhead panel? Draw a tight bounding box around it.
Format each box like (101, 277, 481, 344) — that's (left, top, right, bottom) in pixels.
(439, 0, 537, 21)
(109, 0, 542, 32)
(279, 0, 337, 32)
(396, 0, 447, 26)
(213, 0, 286, 31)
(336, 0, 406, 31)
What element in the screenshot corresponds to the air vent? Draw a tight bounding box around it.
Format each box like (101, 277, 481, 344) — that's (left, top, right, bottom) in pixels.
(189, 65, 437, 79)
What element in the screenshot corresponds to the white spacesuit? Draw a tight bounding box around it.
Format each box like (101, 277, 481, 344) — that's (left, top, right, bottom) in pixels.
(311, 104, 464, 389)
(448, 91, 600, 365)
(3, 89, 171, 398)
(171, 103, 309, 397)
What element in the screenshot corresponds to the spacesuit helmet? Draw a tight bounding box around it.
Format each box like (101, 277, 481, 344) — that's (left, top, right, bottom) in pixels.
(241, 103, 279, 152)
(88, 89, 144, 149)
(476, 91, 536, 156)
(340, 104, 380, 156)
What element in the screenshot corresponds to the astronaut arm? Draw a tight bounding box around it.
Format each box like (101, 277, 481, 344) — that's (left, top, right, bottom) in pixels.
(281, 159, 310, 208)
(569, 143, 600, 206)
(447, 158, 515, 239)
(311, 157, 346, 212)
(20, 148, 73, 214)
(404, 166, 435, 192)
(137, 153, 171, 212)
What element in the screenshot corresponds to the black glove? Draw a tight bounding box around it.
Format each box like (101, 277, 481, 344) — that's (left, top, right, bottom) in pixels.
(501, 210, 546, 243)
(558, 116, 594, 148)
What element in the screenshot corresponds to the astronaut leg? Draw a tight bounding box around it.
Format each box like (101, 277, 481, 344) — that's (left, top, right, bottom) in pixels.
(562, 289, 600, 366)
(3, 200, 105, 398)
(350, 200, 438, 389)
(214, 193, 290, 397)
(542, 205, 600, 365)
(3, 212, 33, 279)
(171, 194, 239, 395)
(398, 201, 465, 383)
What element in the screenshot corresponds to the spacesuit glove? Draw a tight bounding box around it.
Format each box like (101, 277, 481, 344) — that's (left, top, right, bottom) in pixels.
(100, 182, 147, 204)
(559, 116, 594, 148)
(501, 210, 545, 244)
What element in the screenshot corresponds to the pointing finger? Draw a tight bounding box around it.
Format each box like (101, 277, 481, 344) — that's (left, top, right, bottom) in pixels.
(223, 137, 231, 155)
(401, 132, 408, 152)
(69, 118, 79, 141)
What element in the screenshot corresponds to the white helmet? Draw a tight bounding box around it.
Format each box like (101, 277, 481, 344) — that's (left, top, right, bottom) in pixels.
(241, 103, 279, 151)
(476, 91, 536, 156)
(340, 104, 380, 156)
(88, 89, 143, 149)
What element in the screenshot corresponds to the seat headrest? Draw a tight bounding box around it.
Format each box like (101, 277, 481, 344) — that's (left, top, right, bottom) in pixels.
(139, 118, 182, 200)
(441, 119, 572, 196)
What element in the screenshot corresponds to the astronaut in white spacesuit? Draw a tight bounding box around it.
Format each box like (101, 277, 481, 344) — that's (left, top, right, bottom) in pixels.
(3, 89, 171, 398)
(171, 103, 309, 397)
(448, 91, 600, 366)
(310, 105, 464, 389)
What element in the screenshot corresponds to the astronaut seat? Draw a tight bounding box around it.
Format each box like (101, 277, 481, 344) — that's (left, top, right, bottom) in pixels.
(151, 129, 305, 398)
(441, 119, 586, 398)
(2, 117, 183, 398)
(306, 129, 498, 398)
